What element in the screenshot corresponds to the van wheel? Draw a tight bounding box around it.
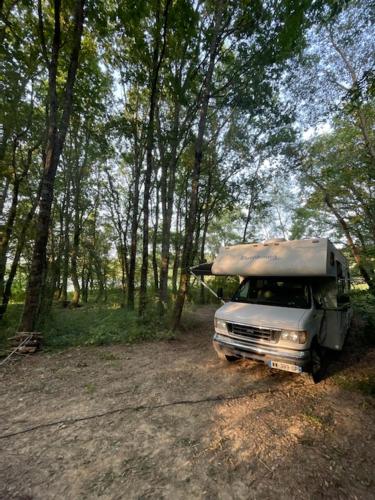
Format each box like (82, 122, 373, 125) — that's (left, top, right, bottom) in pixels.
(310, 340, 328, 383)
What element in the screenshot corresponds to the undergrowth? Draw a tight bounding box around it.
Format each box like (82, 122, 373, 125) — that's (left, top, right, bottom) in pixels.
(42, 303, 175, 350)
(350, 289, 375, 346)
(0, 300, 176, 352)
(334, 373, 375, 397)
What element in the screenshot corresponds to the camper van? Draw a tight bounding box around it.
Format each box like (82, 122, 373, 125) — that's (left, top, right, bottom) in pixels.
(192, 238, 351, 382)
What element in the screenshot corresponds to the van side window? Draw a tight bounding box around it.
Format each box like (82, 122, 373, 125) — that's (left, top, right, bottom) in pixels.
(336, 260, 345, 295)
(330, 252, 335, 266)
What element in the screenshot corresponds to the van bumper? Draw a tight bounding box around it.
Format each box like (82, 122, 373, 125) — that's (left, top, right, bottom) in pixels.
(213, 333, 311, 370)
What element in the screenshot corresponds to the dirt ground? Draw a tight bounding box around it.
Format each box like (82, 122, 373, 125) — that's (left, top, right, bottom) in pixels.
(0, 306, 374, 500)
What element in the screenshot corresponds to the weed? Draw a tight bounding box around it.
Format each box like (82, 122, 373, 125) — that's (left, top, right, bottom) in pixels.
(302, 411, 328, 428)
(334, 373, 375, 397)
(85, 383, 96, 394)
(0, 299, 176, 352)
(98, 352, 118, 361)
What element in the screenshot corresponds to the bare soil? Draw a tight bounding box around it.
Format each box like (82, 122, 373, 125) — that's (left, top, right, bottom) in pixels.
(0, 306, 374, 500)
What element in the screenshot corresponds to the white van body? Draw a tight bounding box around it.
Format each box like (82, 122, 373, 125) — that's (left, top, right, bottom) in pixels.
(195, 238, 351, 378)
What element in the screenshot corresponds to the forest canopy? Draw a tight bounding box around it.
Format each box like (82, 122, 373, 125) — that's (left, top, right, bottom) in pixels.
(0, 0, 374, 335)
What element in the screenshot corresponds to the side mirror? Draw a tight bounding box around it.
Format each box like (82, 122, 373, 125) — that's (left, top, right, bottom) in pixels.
(217, 287, 224, 300)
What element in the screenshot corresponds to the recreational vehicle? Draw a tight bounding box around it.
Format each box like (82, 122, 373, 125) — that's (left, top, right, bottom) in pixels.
(192, 238, 352, 382)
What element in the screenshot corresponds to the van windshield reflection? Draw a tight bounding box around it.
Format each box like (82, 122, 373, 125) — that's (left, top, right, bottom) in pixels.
(232, 277, 311, 309)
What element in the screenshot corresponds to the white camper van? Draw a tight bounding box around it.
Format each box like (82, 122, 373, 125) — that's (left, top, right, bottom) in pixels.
(192, 238, 352, 382)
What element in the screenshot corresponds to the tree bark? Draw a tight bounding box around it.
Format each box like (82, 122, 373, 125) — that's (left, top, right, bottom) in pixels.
(171, 0, 225, 329)
(158, 99, 181, 309)
(139, 0, 171, 315)
(0, 141, 35, 300)
(152, 179, 159, 290)
(323, 192, 375, 294)
(0, 182, 42, 319)
(19, 0, 85, 331)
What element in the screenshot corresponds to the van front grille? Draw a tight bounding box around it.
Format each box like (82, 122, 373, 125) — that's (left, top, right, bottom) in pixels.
(226, 323, 278, 343)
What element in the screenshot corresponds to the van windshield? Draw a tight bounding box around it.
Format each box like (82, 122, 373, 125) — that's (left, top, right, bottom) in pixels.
(232, 277, 311, 309)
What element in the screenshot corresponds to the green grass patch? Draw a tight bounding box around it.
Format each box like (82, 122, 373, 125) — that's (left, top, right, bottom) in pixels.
(43, 304, 174, 349)
(0, 301, 174, 352)
(301, 409, 333, 428)
(0, 303, 24, 353)
(334, 372, 375, 397)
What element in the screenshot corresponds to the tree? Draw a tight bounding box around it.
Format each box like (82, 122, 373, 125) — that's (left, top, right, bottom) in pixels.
(19, 0, 86, 331)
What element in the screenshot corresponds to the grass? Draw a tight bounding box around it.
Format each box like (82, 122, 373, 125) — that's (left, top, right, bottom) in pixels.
(334, 373, 375, 397)
(301, 410, 334, 429)
(0, 297, 176, 353)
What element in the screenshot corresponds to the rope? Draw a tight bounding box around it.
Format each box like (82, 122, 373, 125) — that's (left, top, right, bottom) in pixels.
(0, 334, 33, 368)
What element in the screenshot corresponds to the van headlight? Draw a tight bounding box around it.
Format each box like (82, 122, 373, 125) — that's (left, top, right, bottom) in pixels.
(215, 318, 227, 333)
(280, 330, 308, 344)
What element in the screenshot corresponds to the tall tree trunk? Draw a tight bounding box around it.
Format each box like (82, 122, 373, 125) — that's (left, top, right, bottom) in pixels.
(0, 177, 20, 299)
(60, 184, 71, 304)
(152, 180, 159, 290)
(159, 100, 181, 309)
(127, 154, 141, 310)
(172, 197, 182, 295)
(0, 182, 41, 319)
(19, 0, 85, 331)
(324, 193, 375, 294)
(0, 139, 36, 298)
(172, 1, 225, 329)
(0, 177, 9, 220)
(70, 142, 85, 307)
(139, 0, 171, 315)
(199, 179, 212, 304)
(127, 88, 143, 310)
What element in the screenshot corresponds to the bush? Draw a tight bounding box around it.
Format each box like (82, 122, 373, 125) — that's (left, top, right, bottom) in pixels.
(350, 289, 375, 346)
(0, 301, 173, 353)
(42, 304, 173, 349)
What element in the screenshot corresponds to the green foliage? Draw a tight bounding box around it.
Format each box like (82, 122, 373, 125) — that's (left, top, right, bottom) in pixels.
(0, 299, 174, 352)
(43, 304, 173, 349)
(350, 289, 375, 346)
(334, 373, 375, 397)
(188, 275, 239, 304)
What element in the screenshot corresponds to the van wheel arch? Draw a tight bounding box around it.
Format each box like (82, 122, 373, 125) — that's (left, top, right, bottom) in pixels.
(309, 338, 328, 383)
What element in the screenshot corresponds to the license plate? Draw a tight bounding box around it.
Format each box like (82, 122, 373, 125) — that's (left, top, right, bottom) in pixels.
(268, 361, 302, 373)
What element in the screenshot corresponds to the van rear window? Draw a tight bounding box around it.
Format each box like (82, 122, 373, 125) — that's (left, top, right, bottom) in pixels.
(232, 277, 311, 309)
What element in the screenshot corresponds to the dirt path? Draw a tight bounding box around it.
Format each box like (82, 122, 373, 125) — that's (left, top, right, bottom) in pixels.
(1, 306, 374, 500)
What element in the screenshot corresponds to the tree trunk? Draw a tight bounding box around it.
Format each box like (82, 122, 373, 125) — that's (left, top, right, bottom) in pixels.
(60, 185, 71, 304)
(0, 177, 9, 220)
(0, 182, 41, 319)
(139, 0, 171, 315)
(324, 193, 375, 294)
(171, 1, 225, 329)
(0, 140, 35, 299)
(152, 180, 159, 290)
(19, 0, 85, 331)
(159, 100, 181, 309)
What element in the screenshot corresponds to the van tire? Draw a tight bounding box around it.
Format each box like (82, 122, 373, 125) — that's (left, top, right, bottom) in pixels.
(310, 340, 328, 383)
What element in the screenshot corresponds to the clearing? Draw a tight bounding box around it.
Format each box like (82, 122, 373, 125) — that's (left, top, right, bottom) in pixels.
(0, 306, 374, 500)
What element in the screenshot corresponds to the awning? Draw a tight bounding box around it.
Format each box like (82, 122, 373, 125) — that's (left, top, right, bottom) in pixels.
(189, 262, 213, 276)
